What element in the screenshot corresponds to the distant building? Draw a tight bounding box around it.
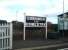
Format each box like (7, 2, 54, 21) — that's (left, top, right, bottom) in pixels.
(58, 12, 68, 37)
(12, 21, 24, 40)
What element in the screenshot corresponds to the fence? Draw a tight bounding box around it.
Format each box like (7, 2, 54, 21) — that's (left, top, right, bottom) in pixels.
(0, 22, 12, 50)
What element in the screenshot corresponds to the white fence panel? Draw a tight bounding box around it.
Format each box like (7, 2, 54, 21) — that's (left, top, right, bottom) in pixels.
(0, 23, 12, 50)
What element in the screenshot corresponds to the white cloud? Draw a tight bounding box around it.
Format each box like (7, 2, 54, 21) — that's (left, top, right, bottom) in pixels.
(24, 8, 43, 16)
(43, 0, 63, 15)
(0, 7, 17, 22)
(0, 0, 68, 24)
(64, 0, 68, 12)
(0, 0, 43, 7)
(0, 8, 10, 16)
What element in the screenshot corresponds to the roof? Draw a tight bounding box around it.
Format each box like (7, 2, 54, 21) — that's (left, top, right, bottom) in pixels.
(58, 12, 68, 17)
(58, 14, 63, 17)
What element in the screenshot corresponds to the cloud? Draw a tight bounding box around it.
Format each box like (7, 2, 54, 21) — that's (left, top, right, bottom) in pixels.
(0, 0, 68, 24)
(43, 0, 63, 15)
(64, 0, 68, 12)
(0, 8, 10, 16)
(0, 0, 64, 15)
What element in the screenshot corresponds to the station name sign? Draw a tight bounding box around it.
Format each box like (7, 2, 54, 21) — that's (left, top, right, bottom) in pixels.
(25, 16, 46, 27)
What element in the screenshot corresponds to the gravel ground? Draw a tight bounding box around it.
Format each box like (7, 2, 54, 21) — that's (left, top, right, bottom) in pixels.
(14, 43, 68, 50)
(13, 38, 68, 49)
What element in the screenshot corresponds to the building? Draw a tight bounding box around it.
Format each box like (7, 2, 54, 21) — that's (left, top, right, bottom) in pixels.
(12, 21, 24, 40)
(24, 16, 46, 40)
(47, 22, 58, 32)
(58, 12, 68, 37)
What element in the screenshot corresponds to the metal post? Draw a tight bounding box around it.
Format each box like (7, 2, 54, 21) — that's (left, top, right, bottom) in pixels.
(63, 0, 64, 14)
(16, 11, 18, 21)
(63, 0, 64, 38)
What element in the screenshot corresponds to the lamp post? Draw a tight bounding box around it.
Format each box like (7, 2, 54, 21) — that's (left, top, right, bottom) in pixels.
(16, 10, 18, 21)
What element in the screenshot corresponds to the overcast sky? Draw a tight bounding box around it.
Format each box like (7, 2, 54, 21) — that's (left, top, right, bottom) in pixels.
(0, 0, 68, 24)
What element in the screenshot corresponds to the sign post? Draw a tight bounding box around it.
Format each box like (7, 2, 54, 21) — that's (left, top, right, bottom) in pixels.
(23, 13, 26, 40)
(45, 15, 48, 40)
(46, 16, 47, 40)
(24, 15, 46, 40)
